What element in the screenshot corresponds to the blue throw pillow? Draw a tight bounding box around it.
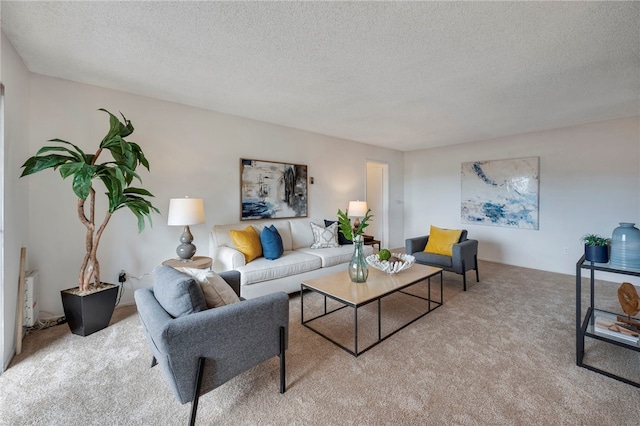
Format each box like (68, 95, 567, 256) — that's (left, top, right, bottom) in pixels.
(260, 225, 284, 260)
(325, 219, 352, 245)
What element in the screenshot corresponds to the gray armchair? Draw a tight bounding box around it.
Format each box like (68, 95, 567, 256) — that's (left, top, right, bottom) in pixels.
(134, 266, 289, 425)
(405, 230, 479, 291)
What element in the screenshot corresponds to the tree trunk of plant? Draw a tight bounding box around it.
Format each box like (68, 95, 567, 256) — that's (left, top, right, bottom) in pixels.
(76, 186, 111, 293)
(78, 195, 93, 292)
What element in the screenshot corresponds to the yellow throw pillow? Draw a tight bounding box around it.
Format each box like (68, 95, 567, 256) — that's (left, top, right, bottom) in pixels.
(424, 226, 463, 256)
(229, 226, 262, 263)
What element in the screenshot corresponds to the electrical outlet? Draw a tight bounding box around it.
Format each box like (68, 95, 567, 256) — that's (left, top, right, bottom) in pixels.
(118, 270, 127, 283)
(563, 247, 569, 255)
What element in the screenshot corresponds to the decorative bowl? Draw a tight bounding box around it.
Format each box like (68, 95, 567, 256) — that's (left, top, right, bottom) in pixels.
(366, 253, 415, 274)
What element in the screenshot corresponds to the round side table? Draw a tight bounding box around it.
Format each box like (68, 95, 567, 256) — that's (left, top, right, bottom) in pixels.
(162, 256, 212, 270)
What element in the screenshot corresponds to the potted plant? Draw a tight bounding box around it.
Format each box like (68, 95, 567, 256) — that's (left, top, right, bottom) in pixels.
(337, 207, 373, 282)
(20, 109, 159, 336)
(581, 234, 610, 263)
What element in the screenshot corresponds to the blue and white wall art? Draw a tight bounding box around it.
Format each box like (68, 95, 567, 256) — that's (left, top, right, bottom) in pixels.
(461, 157, 539, 229)
(240, 158, 308, 220)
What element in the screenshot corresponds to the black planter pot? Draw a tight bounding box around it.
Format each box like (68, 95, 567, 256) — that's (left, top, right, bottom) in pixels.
(584, 244, 609, 263)
(61, 284, 119, 336)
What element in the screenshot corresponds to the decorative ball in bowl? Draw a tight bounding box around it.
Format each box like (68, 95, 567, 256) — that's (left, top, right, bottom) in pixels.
(366, 253, 416, 274)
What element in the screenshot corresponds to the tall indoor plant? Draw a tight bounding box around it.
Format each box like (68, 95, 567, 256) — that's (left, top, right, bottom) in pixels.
(337, 207, 373, 282)
(20, 109, 159, 335)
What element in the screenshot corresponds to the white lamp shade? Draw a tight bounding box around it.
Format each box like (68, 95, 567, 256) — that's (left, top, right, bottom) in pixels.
(167, 197, 205, 226)
(348, 200, 368, 217)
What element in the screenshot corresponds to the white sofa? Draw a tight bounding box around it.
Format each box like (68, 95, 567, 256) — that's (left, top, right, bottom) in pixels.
(209, 218, 374, 299)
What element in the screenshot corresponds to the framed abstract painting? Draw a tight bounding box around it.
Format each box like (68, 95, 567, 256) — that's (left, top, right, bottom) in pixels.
(240, 158, 308, 220)
(461, 157, 539, 229)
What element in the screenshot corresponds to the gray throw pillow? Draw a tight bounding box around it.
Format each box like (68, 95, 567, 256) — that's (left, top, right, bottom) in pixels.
(153, 265, 207, 318)
(177, 267, 241, 308)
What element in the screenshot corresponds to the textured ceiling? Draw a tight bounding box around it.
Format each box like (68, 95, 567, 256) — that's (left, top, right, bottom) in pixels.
(1, 1, 639, 151)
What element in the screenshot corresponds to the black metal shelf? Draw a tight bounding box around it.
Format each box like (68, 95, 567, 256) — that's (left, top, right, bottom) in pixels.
(576, 255, 640, 387)
(578, 257, 640, 276)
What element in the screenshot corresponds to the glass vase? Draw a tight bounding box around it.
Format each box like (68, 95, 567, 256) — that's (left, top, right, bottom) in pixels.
(348, 235, 369, 283)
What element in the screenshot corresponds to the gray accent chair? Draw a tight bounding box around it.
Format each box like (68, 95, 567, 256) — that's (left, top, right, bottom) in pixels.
(405, 230, 479, 291)
(134, 266, 289, 426)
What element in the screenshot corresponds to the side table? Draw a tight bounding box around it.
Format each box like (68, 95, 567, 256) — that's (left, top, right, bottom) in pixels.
(162, 256, 212, 270)
(362, 235, 381, 251)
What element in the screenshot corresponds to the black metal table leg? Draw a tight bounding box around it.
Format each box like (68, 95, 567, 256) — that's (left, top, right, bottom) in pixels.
(378, 298, 382, 341)
(428, 276, 431, 312)
(354, 306, 358, 356)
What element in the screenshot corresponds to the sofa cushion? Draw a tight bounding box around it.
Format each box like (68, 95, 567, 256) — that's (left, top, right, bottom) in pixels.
(177, 267, 240, 308)
(296, 245, 373, 268)
(230, 226, 263, 262)
(248, 221, 294, 252)
(424, 226, 463, 256)
(236, 251, 322, 285)
(260, 225, 284, 260)
(325, 219, 352, 245)
(310, 222, 340, 249)
(413, 251, 453, 268)
(290, 218, 320, 249)
(153, 265, 207, 318)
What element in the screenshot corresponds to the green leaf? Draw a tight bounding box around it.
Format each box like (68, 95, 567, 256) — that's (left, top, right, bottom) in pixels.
(96, 166, 125, 210)
(59, 162, 86, 179)
(45, 138, 86, 158)
(72, 164, 96, 199)
(113, 195, 159, 231)
(35, 145, 83, 162)
(117, 111, 134, 138)
(20, 154, 74, 177)
(100, 137, 122, 150)
(98, 109, 134, 146)
(337, 209, 354, 241)
(124, 187, 154, 197)
(118, 164, 141, 185)
(354, 209, 373, 236)
(129, 142, 150, 170)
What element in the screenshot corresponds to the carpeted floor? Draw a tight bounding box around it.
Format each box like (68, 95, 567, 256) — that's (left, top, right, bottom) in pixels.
(2, 261, 639, 425)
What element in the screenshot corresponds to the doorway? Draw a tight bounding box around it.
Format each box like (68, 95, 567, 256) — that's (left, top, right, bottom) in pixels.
(366, 161, 389, 249)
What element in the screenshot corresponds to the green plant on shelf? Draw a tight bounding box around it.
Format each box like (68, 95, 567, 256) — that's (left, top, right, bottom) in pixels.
(581, 234, 610, 247)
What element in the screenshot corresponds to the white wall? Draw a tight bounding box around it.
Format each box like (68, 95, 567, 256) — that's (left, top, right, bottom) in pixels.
(27, 74, 405, 316)
(1, 31, 31, 370)
(404, 117, 640, 283)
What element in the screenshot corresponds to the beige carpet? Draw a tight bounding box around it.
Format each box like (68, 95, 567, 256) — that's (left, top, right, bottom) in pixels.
(2, 261, 639, 425)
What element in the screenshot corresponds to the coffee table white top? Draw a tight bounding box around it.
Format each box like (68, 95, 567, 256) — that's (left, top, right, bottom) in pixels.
(301, 263, 442, 306)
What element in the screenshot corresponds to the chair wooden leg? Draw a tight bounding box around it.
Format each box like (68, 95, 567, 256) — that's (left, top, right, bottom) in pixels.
(279, 326, 286, 394)
(189, 357, 206, 426)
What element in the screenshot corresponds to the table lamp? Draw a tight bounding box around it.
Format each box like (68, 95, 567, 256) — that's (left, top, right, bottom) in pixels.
(348, 200, 368, 229)
(167, 196, 205, 261)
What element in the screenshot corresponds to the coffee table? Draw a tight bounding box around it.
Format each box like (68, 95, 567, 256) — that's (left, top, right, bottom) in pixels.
(301, 264, 443, 356)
